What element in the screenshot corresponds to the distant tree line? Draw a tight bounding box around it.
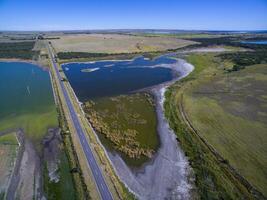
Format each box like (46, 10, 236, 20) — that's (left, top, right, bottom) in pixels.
(0, 41, 37, 59)
(183, 36, 267, 72)
(37, 35, 60, 40)
(57, 50, 165, 60)
(9, 37, 35, 41)
(57, 52, 111, 59)
(219, 50, 267, 72)
(180, 36, 267, 51)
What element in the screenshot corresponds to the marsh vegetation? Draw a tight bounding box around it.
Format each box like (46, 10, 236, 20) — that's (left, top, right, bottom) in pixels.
(84, 93, 159, 166)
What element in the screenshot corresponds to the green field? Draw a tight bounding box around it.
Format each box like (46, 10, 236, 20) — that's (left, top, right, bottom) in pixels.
(183, 63, 267, 196)
(165, 53, 267, 199)
(84, 93, 159, 166)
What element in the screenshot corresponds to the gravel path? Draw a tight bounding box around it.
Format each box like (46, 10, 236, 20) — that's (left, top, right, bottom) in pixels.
(108, 58, 195, 200)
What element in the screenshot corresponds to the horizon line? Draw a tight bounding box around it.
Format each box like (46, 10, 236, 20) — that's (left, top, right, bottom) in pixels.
(1, 28, 267, 33)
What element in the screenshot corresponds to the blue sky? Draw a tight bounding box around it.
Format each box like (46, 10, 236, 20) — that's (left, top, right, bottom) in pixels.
(0, 0, 266, 31)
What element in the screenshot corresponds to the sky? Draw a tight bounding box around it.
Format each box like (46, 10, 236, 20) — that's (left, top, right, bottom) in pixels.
(0, 0, 267, 31)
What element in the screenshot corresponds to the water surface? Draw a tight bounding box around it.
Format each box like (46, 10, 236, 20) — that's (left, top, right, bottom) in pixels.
(0, 62, 57, 138)
(241, 40, 267, 45)
(62, 56, 177, 101)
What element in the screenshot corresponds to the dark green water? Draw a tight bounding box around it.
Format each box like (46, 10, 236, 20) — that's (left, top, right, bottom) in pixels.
(0, 62, 55, 119)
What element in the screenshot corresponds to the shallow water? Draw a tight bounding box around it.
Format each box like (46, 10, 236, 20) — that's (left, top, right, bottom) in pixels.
(62, 56, 177, 101)
(241, 40, 267, 45)
(0, 62, 55, 120)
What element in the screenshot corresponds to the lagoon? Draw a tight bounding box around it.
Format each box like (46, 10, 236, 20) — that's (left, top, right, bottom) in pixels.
(62, 56, 177, 101)
(0, 62, 57, 142)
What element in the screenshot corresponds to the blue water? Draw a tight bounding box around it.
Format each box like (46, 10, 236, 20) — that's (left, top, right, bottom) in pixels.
(62, 56, 177, 101)
(241, 40, 267, 45)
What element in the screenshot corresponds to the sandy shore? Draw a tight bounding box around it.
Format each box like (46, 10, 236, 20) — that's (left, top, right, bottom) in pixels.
(0, 58, 50, 71)
(107, 58, 195, 200)
(0, 58, 40, 65)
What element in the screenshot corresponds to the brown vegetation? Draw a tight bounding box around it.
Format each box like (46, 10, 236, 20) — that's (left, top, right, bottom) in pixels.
(85, 101, 154, 159)
(83, 93, 158, 160)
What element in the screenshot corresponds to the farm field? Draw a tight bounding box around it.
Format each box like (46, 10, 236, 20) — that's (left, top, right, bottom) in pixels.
(51, 33, 196, 53)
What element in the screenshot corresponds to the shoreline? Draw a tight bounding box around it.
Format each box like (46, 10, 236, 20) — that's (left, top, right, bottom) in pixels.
(0, 59, 60, 199)
(59, 55, 195, 199)
(104, 58, 194, 199)
(0, 58, 50, 71)
(61, 58, 135, 66)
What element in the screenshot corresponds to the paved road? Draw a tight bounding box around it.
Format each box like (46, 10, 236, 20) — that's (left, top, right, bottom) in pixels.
(47, 44, 113, 200)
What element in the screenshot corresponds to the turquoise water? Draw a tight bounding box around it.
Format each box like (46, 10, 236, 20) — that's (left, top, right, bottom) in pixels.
(0, 62, 55, 120)
(62, 56, 177, 101)
(241, 40, 267, 45)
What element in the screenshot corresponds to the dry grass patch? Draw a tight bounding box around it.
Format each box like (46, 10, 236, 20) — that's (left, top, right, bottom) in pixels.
(51, 33, 195, 53)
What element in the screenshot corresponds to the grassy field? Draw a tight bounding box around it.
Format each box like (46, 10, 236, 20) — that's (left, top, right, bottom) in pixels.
(84, 93, 159, 166)
(51, 33, 195, 54)
(0, 133, 19, 199)
(165, 53, 267, 199)
(183, 62, 267, 196)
